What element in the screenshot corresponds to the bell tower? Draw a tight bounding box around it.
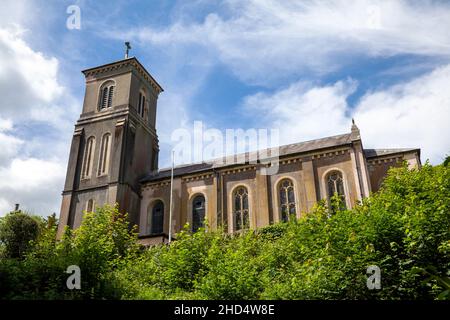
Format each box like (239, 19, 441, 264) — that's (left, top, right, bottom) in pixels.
(57, 56, 163, 237)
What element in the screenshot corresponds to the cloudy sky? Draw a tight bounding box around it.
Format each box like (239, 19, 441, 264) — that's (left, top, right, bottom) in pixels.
(0, 0, 449, 216)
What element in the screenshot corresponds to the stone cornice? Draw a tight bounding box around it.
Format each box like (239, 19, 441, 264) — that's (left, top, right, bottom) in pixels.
(76, 106, 158, 140)
(143, 180, 171, 191)
(311, 149, 348, 160)
(82, 57, 163, 95)
(367, 156, 403, 165)
(141, 146, 354, 187)
(77, 106, 129, 125)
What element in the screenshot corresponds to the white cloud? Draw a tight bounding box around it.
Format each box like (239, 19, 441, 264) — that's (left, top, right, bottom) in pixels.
(102, 0, 450, 167)
(117, 0, 450, 85)
(0, 158, 64, 191)
(0, 27, 64, 119)
(243, 79, 357, 143)
(0, 117, 13, 131)
(0, 158, 65, 215)
(243, 65, 450, 164)
(0, 27, 75, 216)
(0, 118, 24, 166)
(355, 65, 450, 163)
(0, 1, 34, 28)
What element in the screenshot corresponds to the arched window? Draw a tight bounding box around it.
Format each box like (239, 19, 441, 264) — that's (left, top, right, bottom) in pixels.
(326, 171, 346, 211)
(98, 133, 111, 175)
(192, 195, 206, 232)
(81, 136, 95, 179)
(148, 200, 164, 234)
(278, 179, 296, 222)
(99, 81, 115, 110)
(86, 199, 95, 212)
(138, 91, 146, 118)
(233, 186, 249, 231)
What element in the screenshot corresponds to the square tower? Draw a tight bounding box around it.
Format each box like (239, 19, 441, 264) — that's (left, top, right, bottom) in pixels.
(57, 57, 163, 237)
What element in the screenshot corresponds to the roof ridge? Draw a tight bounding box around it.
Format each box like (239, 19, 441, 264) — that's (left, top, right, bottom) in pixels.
(368, 148, 418, 151)
(364, 148, 420, 158)
(277, 132, 351, 149)
(152, 132, 352, 175)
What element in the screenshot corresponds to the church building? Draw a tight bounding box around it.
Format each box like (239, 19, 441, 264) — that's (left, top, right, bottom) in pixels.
(57, 56, 421, 244)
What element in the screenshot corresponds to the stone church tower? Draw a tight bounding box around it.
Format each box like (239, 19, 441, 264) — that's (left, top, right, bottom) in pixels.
(57, 57, 163, 237)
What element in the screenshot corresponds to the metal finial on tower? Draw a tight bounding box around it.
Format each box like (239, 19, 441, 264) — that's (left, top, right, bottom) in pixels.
(350, 117, 360, 141)
(124, 41, 131, 59)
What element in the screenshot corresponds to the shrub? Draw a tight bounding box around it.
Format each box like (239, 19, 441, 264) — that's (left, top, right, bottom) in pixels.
(0, 211, 42, 259)
(1, 162, 448, 300)
(0, 204, 139, 299)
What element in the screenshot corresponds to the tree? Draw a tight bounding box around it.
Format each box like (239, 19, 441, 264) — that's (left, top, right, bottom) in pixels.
(443, 155, 450, 166)
(0, 211, 42, 259)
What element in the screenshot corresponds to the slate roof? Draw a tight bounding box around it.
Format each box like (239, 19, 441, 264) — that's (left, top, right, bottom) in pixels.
(364, 148, 420, 158)
(141, 132, 354, 183)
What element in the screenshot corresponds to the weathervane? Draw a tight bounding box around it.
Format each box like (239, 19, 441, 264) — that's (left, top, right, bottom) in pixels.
(124, 41, 131, 59)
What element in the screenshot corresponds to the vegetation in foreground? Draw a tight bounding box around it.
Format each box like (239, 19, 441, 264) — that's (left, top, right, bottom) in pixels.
(0, 161, 449, 300)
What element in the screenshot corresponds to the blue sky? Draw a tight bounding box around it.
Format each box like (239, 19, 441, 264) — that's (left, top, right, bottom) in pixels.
(0, 0, 449, 216)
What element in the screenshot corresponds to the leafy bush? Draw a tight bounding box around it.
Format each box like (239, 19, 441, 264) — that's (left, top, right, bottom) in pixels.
(0, 204, 138, 299)
(114, 162, 448, 300)
(0, 211, 43, 259)
(0, 162, 448, 300)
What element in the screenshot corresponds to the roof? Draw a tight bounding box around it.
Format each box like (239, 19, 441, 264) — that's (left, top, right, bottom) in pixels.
(364, 148, 420, 158)
(141, 132, 353, 183)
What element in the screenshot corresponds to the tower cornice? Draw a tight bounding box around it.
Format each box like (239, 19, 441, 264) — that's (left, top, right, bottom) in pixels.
(81, 57, 164, 95)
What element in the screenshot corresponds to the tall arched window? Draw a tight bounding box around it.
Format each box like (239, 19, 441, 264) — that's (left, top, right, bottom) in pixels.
(278, 179, 296, 222)
(192, 195, 206, 232)
(99, 81, 115, 110)
(326, 171, 346, 211)
(98, 133, 111, 175)
(81, 136, 95, 179)
(233, 186, 249, 231)
(86, 199, 95, 212)
(138, 91, 146, 118)
(148, 200, 164, 234)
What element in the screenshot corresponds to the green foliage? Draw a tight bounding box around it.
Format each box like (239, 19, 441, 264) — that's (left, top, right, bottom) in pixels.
(0, 204, 139, 299)
(0, 211, 43, 259)
(195, 231, 265, 299)
(443, 154, 450, 167)
(0, 162, 449, 300)
(113, 162, 448, 300)
(69, 205, 139, 296)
